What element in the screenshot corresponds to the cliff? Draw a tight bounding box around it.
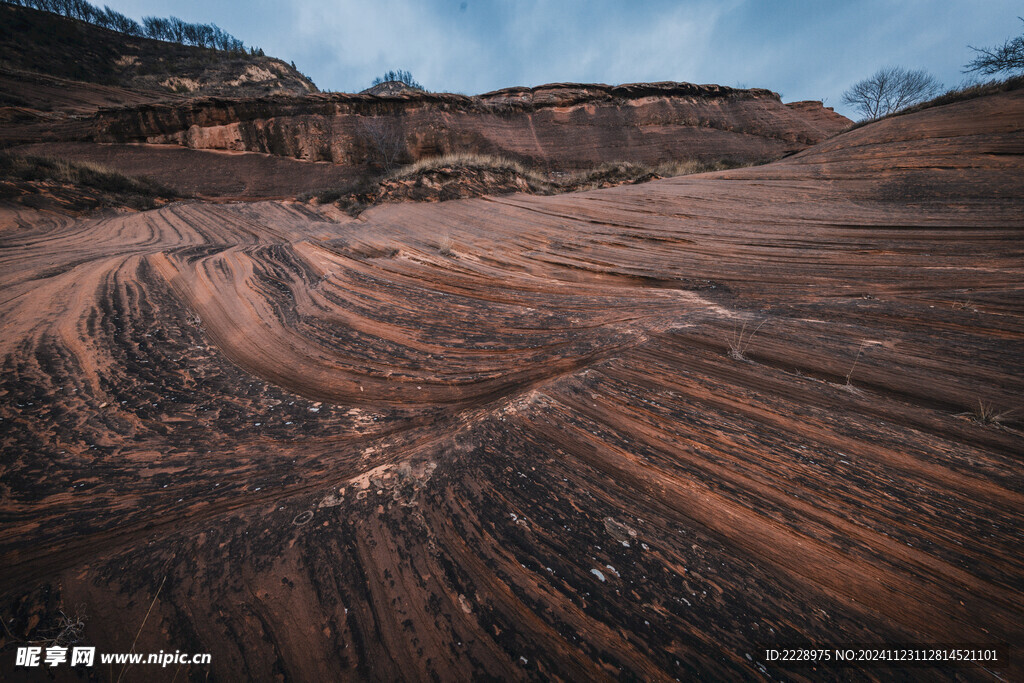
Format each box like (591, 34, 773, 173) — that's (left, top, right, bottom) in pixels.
(88, 81, 849, 171)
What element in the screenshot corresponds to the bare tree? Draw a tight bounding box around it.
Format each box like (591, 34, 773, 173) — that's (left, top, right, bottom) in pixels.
(965, 18, 1024, 75)
(359, 118, 408, 174)
(841, 66, 942, 120)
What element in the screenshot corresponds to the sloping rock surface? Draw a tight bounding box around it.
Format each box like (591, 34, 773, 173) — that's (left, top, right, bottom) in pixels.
(0, 90, 1021, 680)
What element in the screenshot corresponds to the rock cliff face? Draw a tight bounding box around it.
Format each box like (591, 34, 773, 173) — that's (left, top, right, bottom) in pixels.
(91, 82, 849, 170)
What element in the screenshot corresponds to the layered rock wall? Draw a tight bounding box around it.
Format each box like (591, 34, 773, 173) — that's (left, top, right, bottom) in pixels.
(92, 82, 850, 169)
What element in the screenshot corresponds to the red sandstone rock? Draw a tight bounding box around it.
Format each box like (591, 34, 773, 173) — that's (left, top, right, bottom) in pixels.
(1, 88, 1021, 680)
(86, 82, 849, 170)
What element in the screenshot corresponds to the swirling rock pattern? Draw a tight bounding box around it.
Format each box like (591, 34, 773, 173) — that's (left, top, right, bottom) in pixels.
(1, 90, 1022, 681)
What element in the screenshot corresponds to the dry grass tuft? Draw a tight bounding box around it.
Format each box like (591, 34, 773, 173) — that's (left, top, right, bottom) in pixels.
(390, 153, 753, 189)
(959, 399, 1015, 427)
(46, 609, 87, 647)
(844, 342, 870, 388)
(390, 153, 547, 183)
(438, 233, 456, 258)
(651, 158, 751, 177)
(1, 153, 178, 210)
(0, 605, 87, 648)
(951, 291, 976, 311)
(728, 320, 766, 361)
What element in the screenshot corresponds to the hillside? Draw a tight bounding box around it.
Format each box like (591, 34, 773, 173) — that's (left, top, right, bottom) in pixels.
(0, 86, 1021, 680)
(0, 2, 316, 112)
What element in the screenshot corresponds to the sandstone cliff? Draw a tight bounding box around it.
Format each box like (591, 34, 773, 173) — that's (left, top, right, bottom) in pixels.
(90, 82, 849, 171)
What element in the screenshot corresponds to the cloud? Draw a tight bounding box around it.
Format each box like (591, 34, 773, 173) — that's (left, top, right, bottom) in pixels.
(277, 0, 733, 92)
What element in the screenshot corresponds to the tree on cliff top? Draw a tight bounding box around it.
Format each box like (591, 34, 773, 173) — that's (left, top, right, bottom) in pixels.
(841, 66, 941, 120)
(371, 69, 424, 91)
(3, 0, 255, 53)
(964, 18, 1024, 75)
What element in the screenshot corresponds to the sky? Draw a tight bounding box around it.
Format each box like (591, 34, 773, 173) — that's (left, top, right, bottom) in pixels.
(110, 0, 1022, 119)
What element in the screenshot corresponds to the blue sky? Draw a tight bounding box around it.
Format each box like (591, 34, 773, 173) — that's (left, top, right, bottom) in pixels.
(111, 0, 1023, 118)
